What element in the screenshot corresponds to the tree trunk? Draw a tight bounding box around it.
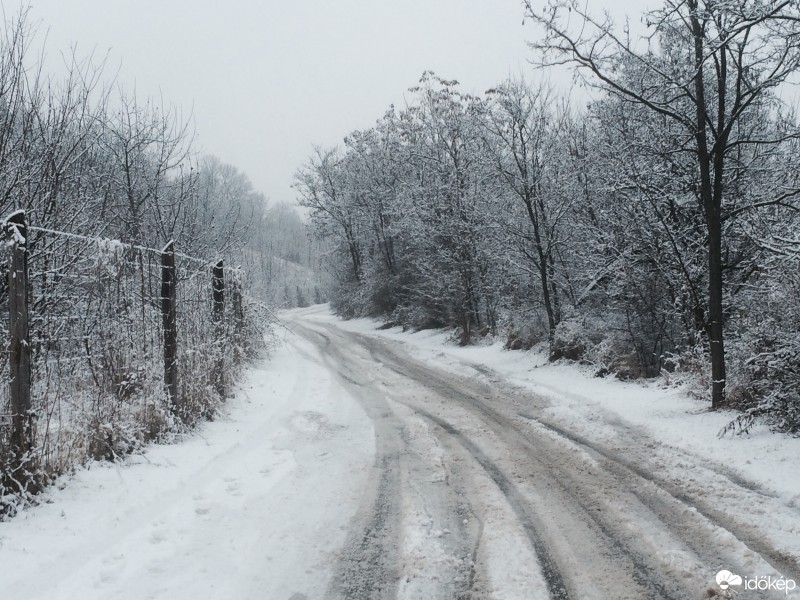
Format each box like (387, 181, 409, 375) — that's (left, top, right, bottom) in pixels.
(525, 197, 558, 345)
(707, 218, 726, 408)
(690, 3, 727, 408)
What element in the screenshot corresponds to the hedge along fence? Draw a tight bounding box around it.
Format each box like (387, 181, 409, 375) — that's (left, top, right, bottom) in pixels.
(0, 211, 259, 514)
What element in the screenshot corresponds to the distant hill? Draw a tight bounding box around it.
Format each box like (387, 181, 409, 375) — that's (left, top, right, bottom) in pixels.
(241, 202, 329, 308)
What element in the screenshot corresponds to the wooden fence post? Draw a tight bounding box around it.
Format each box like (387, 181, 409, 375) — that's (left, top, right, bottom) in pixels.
(212, 259, 225, 399)
(161, 241, 178, 410)
(232, 273, 244, 332)
(6, 210, 32, 459)
(228, 269, 247, 363)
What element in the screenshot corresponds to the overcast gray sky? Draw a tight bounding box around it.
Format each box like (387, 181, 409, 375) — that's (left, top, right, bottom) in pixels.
(26, 0, 625, 205)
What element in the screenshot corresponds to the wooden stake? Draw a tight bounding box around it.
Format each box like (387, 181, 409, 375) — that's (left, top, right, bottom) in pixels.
(161, 241, 178, 410)
(212, 259, 225, 399)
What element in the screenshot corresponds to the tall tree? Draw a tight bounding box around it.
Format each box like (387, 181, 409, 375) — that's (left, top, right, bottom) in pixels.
(482, 81, 573, 347)
(525, 0, 800, 407)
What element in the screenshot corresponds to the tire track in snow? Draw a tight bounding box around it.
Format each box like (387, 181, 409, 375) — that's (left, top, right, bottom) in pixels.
(296, 319, 734, 598)
(411, 406, 570, 600)
(292, 321, 481, 599)
(388, 384, 685, 599)
(463, 361, 800, 587)
(291, 323, 402, 600)
(358, 331, 703, 599)
(532, 417, 800, 587)
(299, 321, 651, 597)
(468, 362, 784, 501)
(326, 454, 401, 599)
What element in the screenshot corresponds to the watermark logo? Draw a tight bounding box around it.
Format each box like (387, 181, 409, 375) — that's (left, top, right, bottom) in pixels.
(716, 570, 743, 590)
(715, 569, 797, 596)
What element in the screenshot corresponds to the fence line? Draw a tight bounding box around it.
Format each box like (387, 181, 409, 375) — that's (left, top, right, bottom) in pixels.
(27, 224, 216, 266)
(1, 211, 252, 507)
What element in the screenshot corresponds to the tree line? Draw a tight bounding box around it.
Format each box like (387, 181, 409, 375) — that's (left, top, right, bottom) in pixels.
(0, 13, 266, 265)
(0, 9, 278, 510)
(296, 0, 800, 434)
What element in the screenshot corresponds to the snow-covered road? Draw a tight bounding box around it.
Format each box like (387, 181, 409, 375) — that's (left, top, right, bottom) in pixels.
(286, 308, 800, 599)
(2, 305, 800, 599)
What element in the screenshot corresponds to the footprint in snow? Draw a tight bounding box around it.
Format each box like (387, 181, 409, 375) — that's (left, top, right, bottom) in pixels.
(225, 479, 244, 496)
(287, 411, 344, 440)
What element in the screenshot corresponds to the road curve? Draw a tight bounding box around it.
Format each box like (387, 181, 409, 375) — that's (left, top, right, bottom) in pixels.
(284, 311, 800, 600)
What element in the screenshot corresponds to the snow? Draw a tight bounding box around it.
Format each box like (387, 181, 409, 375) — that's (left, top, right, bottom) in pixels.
(2, 303, 799, 598)
(316, 308, 800, 504)
(3, 209, 27, 245)
(295, 305, 800, 587)
(0, 327, 375, 600)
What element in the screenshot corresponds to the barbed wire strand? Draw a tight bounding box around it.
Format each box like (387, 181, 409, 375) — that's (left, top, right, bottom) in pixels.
(27, 225, 215, 267)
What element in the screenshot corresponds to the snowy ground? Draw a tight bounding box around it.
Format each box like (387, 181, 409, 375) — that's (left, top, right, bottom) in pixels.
(0, 324, 376, 600)
(2, 303, 799, 599)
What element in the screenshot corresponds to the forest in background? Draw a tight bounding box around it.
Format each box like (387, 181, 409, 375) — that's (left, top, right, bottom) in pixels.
(296, 0, 800, 436)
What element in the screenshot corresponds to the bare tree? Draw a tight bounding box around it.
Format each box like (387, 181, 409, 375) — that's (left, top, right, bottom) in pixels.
(482, 80, 573, 347)
(101, 92, 195, 247)
(294, 146, 365, 286)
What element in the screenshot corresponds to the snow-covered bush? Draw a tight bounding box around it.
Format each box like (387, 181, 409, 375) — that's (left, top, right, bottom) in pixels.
(722, 266, 800, 435)
(550, 318, 588, 362)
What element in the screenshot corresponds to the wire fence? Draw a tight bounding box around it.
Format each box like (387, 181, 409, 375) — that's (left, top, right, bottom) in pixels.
(0, 212, 261, 512)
